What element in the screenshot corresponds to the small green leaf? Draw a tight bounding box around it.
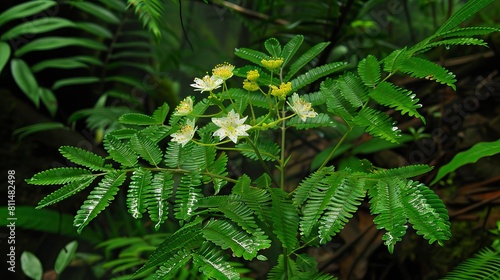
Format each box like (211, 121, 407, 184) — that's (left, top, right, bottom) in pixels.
(0, 1, 57, 27)
(13, 122, 67, 140)
(55, 241, 78, 275)
(59, 146, 108, 171)
(151, 103, 170, 124)
(68, 1, 120, 24)
(281, 35, 304, 68)
(36, 177, 95, 209)
(234, 47, 269, 66)
(264, 37, 282, 57)
(52, 76, 100, 90)
(21, 251, 43, 280)
(284, 41, 330, 81)
(1, 18, 75, 41)
(357, 55, 380, 87)
(0, 42, 11, 76)
(103, 134, 139, 167)
(11, 58, 39, 107)
(431, 139, 500, 185)
(27, 167, 94, 185)
(32, 58, 89, 72)
(15, 37, 107, 57)
(130, 134, 163, 166)
(38, 88, 58, 117)
(74, 22, 113, 38)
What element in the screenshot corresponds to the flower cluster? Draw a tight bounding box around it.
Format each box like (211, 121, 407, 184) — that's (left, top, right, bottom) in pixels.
(261, 57, 283, 70)
(212, 62, 235, 80)
(270, 82, 292, 99)
(242, 69, 260, 91)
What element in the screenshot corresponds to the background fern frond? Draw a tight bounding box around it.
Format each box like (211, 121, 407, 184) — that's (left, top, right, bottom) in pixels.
(353, 107, 402, 143)
(369, 81, 424, 123)
(442, 246, 500, 280)
(127, 0, 164, 38)
(73, 171, 127, 233)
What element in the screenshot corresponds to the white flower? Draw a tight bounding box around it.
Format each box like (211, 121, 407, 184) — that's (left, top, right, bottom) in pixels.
(171, 119, 197, 147)
(190, 75, 223, 92)
(287, 93, 318, 122)
(174, 97, 193, 116)
(212, 110, 252, 143)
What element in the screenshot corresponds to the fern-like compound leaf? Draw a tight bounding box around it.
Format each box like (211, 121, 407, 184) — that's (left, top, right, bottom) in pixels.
(153, 249, 191, 280)
(284, 41, 330, 81)
(337, 72, 368, 108)
(415, 37, 488, 54)
(130, 133, 163, 167)
(401, 180, 451, 245)
(267, 254, 299, 280)
(135, 219, 203, 277)
(353, 107, 402, 143)
(146, 171, 173, 230)
(203, 219, 270, 261)
(174, 172, 203, 221)
(287, 113, 335, 130)
(74, 171, 126, 233)
(435, 0, 494, 34)
(368, 179, 408, 253)
(151, 102, 169, 124)
(357, 55, 381, 87)
(192, 242, 240, 280)
(28, 167, 94, 185)
(294, 166, 335, 206)
(206, 152, 228, 195)
(217, 201, 259, 234)
(232, 175, 273, 224)
(103, 134, 138, 167)
(369, 164, 433, 180)
(290, 61, 349, 92)
(270, 188, 299, 249)
(118, 112, 157, 125)
(322, 78, 357, 125)
(237, 140, 280, 162)
(127, 0, 164, 38)
(399, 57, 457, 90)
(127, 168, 152, 219)
(226, 88, 269, 109)
(59, 146, 110, 171)
(281, 35, 304, 68)
(383, 48, 410, 73)
(36, 177, 95, 209)
(318, 176, 366, 243)
(369, 81, 424, 123)
(431, 26, 498, 41)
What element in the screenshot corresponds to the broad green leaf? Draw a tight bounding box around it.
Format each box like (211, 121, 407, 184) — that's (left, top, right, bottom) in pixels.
(38, 87, 58, 117)
(74, 171, 127, 233)
(55, 241, 78, 275)
(21, 252, 43, 280)
(1, 18, 75, 41)
(11, 58, 39, 107)
(15, 37, 107, 57)
(281, 35, 304, 68)
(264, 37, 282, 57)
(431, 139, 500, 185)
(0, 1, 57, 27)
(52, 77, 100, 90)
(27, 167, 94, 185)
(357, 55, 380, 87)
(36, 177, 96, 209)
(0, 42, 11, 75)
(435, 0, 494, 34)
(68, 1, 120, 24)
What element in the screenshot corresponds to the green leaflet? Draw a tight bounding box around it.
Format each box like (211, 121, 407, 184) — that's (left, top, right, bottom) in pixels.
(287, 113, 335, 130)
(74, 171, 127, 233)
(234, 47, 269, 66)
(322, 78, 357, 125)
(36, 178, 96, 209)
(369, 81, 424, 123)
(357, 55, 380, 87)
(399, 57, 457, 90)
(11, 58, 39, 107)
(232, 175, 272, 224)
(192, 242, 240, 280)
(52, 77, 100, 90)
(1, 18, 76, 41)
(103, 134, 139, 167)
(127, 0, 164, 38)
(353, 107, 402, 143)
(28, 167, 94, 185)
(281, 35, 304, 68)
(59, 146, 109, 171)
(203, 219, 270, 261)
(369, 164, 433, 180)
(174, 172, 203, 221)
(435, 0, 494, 34)
(154, 250, 192, 279)
(442, 247, 500, 280)
(147, 171, 174, 230)
(216, 201, 260, 233)
(237, 140, 280, 161)
(336, 72, 368, 108)
(368, 179, 408, 254)
(119, 113, 158, 125)
(284, 41, 330, 81)
(68, 1, 120, 24)
(0, 1, 57, 27)
(264, 37, 282, 58)
(270, 188, 299, 249)
(0, 42, 10, 76)
(290, 61, 349, 92)
(431, 139, 500, 185)
(127, 168, 152, 219)
(130, 133, 163, 166)
(15, 37, 107, 57)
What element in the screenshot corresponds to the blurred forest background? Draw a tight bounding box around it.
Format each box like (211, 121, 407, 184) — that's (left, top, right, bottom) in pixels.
(1, 0, 499, 279)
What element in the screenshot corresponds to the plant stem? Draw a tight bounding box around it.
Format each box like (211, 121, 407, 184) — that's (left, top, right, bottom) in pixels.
(246, 138, 280, 188)
(317, 126, 352, 171)
(280, 102, 286, 190)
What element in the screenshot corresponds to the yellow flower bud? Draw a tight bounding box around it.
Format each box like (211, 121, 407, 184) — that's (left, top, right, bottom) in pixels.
(246, 69, 260, 82)
(270, 82, 292, 99)
(243, 79, 260, 91)
(261, 58, 283, 70)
